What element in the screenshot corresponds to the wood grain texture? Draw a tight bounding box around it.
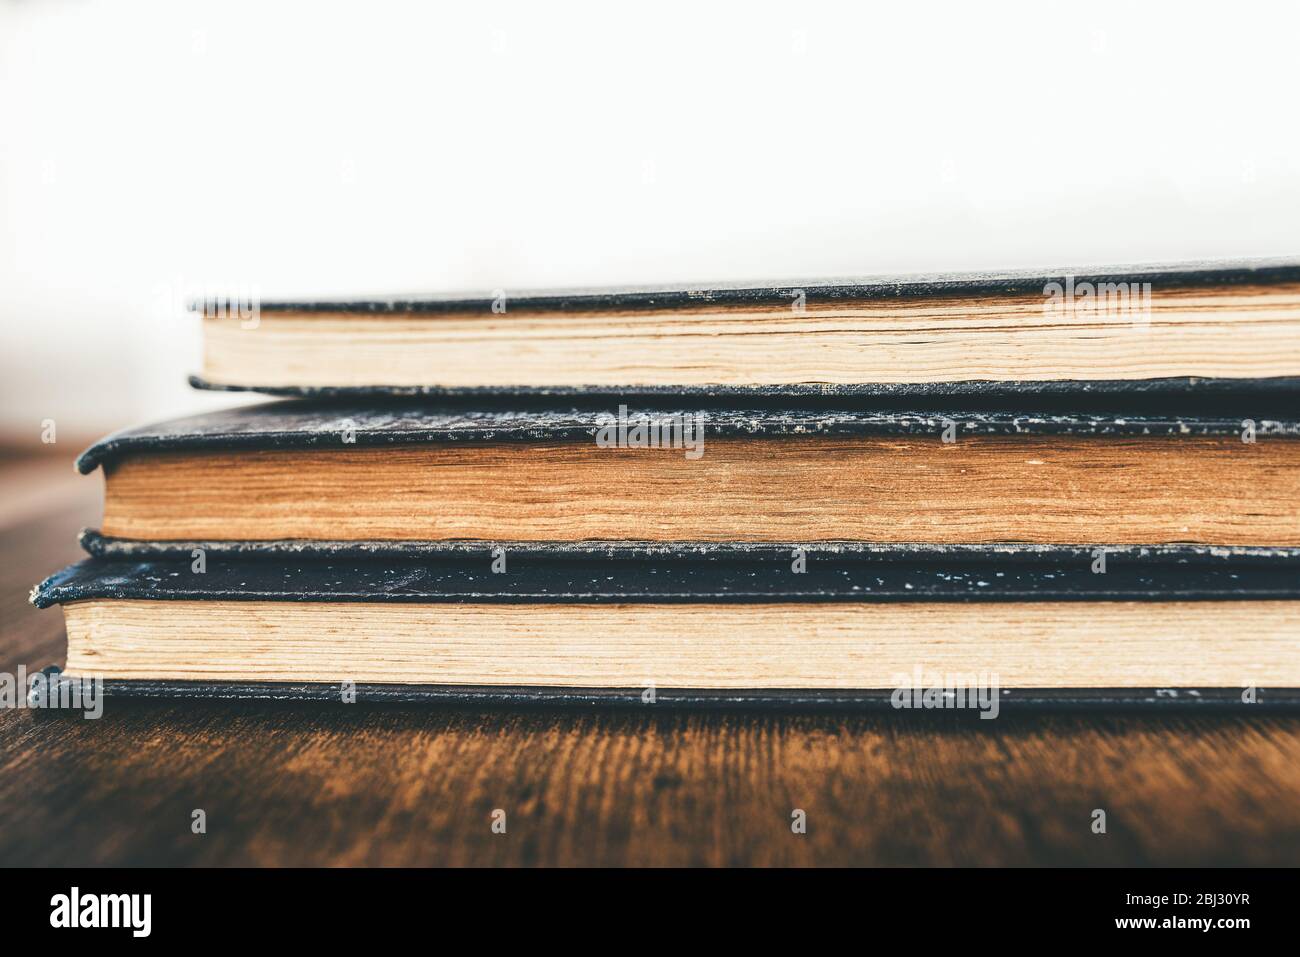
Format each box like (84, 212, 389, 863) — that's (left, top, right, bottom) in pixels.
(7, 702, 1300, 866)
(4, 458, 1300, 866)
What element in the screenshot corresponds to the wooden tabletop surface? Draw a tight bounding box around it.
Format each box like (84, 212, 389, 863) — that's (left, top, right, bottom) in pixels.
(2, 454, 1298, 867)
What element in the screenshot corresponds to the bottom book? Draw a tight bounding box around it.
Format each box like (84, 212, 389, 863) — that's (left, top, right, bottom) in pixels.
(29, 556, 1300, 711)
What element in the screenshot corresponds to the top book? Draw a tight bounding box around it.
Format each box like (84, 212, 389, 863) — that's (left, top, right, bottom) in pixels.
(191, 259, 1300, 396)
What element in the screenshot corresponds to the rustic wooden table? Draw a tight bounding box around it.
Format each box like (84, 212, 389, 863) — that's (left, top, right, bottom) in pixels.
(2, 455, 1298, 866)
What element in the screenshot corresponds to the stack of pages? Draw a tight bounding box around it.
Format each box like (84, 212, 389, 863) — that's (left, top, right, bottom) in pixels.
(33, 260, 1300, 710)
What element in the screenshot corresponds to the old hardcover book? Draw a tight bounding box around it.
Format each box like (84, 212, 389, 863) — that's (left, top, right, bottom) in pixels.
(30, 556, 1300, 707)
(191, 259, 1300, 395)
(75, 397, 1300, 549)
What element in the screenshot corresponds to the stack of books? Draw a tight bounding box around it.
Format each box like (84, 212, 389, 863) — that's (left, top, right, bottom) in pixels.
(32, 260, 1300, 712)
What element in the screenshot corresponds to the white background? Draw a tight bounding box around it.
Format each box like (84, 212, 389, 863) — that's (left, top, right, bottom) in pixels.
(3, 0, 1299, 443)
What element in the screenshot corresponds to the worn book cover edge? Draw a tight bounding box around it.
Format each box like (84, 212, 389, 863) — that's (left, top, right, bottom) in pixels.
(76, 530, 1300, 565)
(30, 557, 1300, 609)
(73, 401, 1300, 474)
(188, 375, 1300, 399)
(31, 668, 1298, 712)
(192, 258, 1300, 315)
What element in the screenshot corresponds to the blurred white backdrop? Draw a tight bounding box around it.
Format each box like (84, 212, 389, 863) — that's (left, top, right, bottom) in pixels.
(2, 0, 1299, 443)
